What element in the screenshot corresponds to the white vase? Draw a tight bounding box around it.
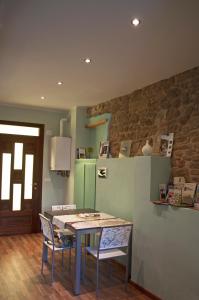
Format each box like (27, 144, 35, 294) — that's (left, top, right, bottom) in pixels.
(142, 140, 152, 156)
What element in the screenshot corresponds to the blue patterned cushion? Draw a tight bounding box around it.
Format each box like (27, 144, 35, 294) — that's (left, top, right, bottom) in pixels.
(99, 226, 132, 250)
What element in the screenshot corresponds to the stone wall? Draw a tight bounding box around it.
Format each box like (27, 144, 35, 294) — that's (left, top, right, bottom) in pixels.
(87, 66, 199, 182)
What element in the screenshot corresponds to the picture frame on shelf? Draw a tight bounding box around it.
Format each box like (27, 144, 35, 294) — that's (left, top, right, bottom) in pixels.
(77, 148, 86, 159)
(99, 141, 109, 158)
(119, 140, 132, 158)
(160, 133, 174, 157)
(194, 184, 199, 209)
(181, 183, 196, 206)
(159, 184, 167, 202)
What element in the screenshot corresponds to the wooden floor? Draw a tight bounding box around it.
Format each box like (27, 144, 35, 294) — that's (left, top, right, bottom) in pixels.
(0, 234, 153, 300)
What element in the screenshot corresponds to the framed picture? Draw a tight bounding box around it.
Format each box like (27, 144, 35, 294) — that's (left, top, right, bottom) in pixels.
(97, 167, 107, 178)
(159, 184, 167, 202)
(99, 141, 109, 158)
(119, 140, 132, 158)
(76, 148, 86, 159)
(181, 183, 196, 206)
(160, 133, 174, 157)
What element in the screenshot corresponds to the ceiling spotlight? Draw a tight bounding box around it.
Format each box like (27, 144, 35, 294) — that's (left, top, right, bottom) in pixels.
(132, 18, 140, 27)
(84, 58, 91, 64)
(41, 96, 45, 100)
(57, 81, 63, 85)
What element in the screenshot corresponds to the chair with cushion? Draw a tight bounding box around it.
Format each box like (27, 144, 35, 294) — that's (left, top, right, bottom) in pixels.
(52, 205, 63, 211)
(84, 225, 132, 293)
(62, 204, 77, 210)
(39, 213, 73, 282)
(53, 204, 77, 259)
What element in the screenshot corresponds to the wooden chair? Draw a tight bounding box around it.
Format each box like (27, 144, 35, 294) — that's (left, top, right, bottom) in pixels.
(39, 213, 73, 282)
(52, 205, 63, 211)
(84, 225, 132, 293)
(62, 204, 77, 210)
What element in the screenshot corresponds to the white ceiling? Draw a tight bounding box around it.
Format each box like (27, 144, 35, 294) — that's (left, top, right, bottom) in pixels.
(0, 0, 199, 110)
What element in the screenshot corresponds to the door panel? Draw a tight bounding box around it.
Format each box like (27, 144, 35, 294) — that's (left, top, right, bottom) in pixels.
(0, 121, 44, 235)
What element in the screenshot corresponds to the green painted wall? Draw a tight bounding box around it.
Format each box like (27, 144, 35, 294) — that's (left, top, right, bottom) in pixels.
(76, 107, 91, 149)
(96, 156, 199, 300)
(0, 104, 69, 211)
(96, 158, 134, 221)
(68, 108, 111, 203)
(65, 107, 77, 204)
(132, 156, 199, 300)
(89, 113, 111, 158)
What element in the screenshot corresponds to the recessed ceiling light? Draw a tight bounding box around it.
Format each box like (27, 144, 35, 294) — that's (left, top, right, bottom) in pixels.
(84, 58, 91, 64)
(132, 18, 140, 27)
(41, 96, 45, 100)
(57, 81, 63, 85)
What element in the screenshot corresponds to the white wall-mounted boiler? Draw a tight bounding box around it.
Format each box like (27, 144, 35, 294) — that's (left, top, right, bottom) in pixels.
(50, 136, 71, 171)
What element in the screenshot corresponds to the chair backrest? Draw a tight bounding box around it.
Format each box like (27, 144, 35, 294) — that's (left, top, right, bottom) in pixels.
(39, 213, 54, 242)
(52, 205, 63, 211)
(62, 204, 76, 210)
(99, 225, 132, 250)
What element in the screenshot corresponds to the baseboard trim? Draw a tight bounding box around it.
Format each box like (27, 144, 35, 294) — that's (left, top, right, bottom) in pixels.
(109, 259, 161, 300)
(129, 280, 162, 300)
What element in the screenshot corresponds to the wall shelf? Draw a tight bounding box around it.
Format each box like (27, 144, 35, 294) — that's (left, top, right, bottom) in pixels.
(152, 200, 169, 205)
(85, 119, 108, 128)
(152, 200, 197, 210)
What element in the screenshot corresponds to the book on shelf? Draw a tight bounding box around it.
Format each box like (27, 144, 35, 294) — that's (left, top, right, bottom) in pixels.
(159, 184, 167, 202)
(173, 177, 185, 189)
(181, 183, 197, 206)
(194, 184, 199, 208)
(167, 186, 182, 205)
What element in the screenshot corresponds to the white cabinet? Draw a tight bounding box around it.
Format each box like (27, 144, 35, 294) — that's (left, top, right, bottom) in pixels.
(50, 136, 71, 171)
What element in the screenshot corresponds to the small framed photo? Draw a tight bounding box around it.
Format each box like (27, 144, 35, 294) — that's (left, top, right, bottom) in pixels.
(77, 148, 86, 159)
(97, 167, 107, 178)
(119, 140, 132, 158)
(159, 184, 167, 202)
(99, 141, 109, 158)
(160, 133, 174, 157)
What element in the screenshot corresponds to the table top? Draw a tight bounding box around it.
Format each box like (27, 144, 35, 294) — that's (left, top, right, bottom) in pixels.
(44, 208, 96, 220)
(52, 212, 116, 229)
(69, 217, 133, 230)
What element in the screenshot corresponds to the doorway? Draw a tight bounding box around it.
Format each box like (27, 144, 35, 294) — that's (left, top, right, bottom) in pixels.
(0, 120, 44, 235)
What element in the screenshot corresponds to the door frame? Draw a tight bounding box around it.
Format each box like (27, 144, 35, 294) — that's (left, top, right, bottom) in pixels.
(0, 120, 44, 233)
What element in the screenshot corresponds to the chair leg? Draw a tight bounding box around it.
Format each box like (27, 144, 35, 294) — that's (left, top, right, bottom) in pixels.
(69, 247, 72, 270)
(62, 249, 64, 267)
(96, 259, 99, 296)
(109, 260, 112, 279)
(41, 244, 44, 275)
(51, 251, 55, 283)
(125, 255, 129, 292)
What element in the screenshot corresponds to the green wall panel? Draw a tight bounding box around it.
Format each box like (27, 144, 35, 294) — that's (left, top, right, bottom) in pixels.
(74, 159, 96, 209)
(74, 161, 85, 209)
(96, 158, 134, 221)
(84, 163, 96, 209)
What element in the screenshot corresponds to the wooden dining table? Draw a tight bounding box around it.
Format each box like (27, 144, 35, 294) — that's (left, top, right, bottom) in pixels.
(45, 209, 133, 295)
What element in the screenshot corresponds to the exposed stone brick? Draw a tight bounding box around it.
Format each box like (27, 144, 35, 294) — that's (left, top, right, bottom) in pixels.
(87, 67, 199, 182)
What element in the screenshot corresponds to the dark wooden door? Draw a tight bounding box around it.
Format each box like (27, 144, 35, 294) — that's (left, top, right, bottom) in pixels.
(0, 121, 44, 235)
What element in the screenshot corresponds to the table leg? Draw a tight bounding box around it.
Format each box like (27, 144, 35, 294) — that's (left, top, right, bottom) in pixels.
(74, 230, 81, 295)
(43, 241, 48, 262)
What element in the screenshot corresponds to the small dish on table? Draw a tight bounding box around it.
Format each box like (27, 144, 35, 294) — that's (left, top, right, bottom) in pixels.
(78, 213, 100, 219)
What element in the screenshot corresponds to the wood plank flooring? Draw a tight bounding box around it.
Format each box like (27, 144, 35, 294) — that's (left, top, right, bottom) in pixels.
(0, 234, 153, 300)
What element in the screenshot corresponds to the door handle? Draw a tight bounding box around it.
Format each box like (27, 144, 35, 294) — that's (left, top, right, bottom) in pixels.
(33, 182, 38, 190)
